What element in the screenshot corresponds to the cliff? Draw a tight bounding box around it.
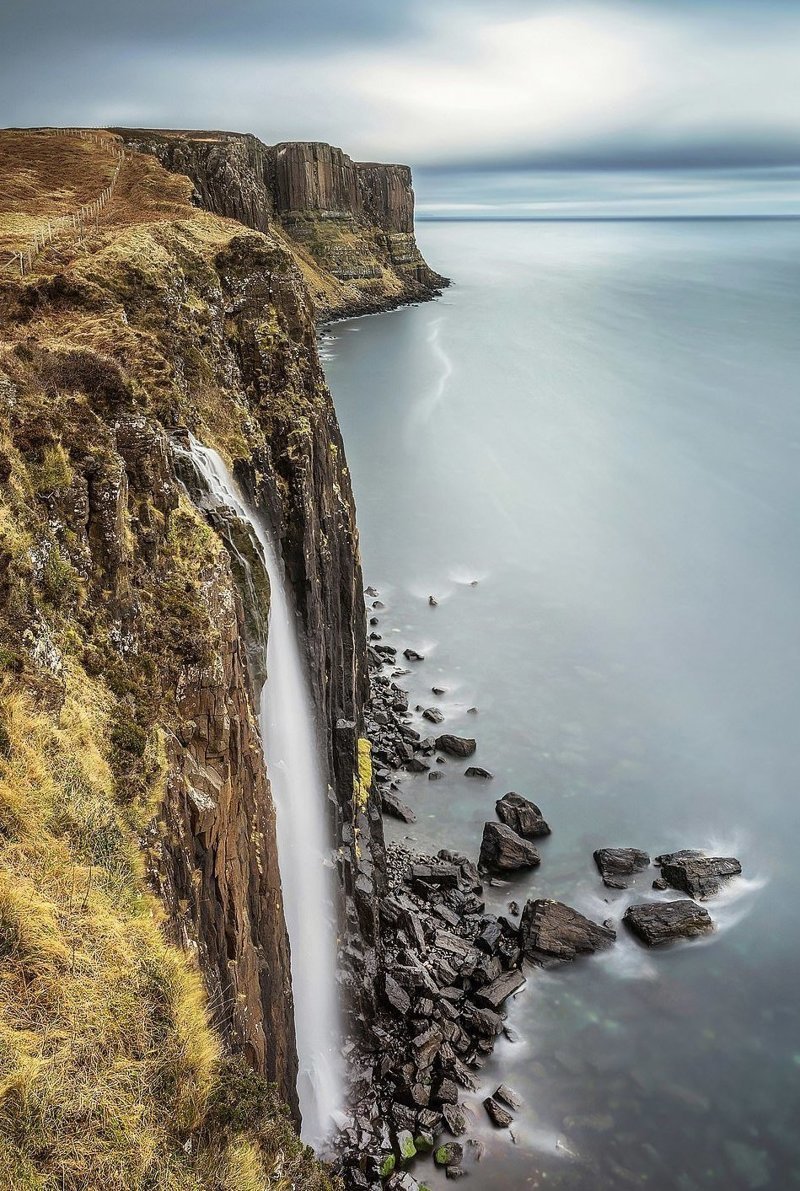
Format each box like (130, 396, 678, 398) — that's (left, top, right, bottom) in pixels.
(0, 126, 391, 1186)
(116, 130, 447, 318)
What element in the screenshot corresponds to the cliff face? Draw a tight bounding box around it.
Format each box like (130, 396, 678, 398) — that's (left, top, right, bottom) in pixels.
(0, 127, 389, 1185)
(118, 130, 447, 318)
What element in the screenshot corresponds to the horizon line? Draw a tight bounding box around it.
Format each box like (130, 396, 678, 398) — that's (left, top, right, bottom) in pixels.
(416, 214, 800, 224)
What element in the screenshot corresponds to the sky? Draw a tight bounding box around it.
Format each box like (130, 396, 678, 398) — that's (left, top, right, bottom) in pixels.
(2, 0, 799, 217)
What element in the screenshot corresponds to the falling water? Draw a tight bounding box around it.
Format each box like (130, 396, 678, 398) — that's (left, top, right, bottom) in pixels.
(184, 436, 343, 1150)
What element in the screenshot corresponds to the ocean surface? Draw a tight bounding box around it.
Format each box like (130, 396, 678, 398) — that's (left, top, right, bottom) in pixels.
(321, 220, 800, 1190)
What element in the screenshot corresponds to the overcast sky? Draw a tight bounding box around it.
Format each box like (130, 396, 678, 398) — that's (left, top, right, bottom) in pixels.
(2, 0, 798, 215)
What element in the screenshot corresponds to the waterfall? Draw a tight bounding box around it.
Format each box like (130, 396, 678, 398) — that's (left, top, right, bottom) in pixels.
(184, 436, 343, 1150)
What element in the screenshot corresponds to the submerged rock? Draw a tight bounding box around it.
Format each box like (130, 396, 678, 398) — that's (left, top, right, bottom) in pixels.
(422, 707, 444, 724)
(435, 734, 476, 758)
(593, 847, 650, 889)
(519, 899, 616, 963)
(495, 791, 551, 839)
(624, 899, 713, 945)
(403, 648, 425, 662)
(655, 850, 742, 900)
(479, 822, 540, 873)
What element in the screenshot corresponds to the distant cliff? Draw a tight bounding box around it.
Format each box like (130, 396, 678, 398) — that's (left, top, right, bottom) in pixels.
(116, 130, 447, 318)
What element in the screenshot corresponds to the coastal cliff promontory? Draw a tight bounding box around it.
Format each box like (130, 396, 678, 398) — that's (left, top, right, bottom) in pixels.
(117, 130, 447, 318)
(0, 125, 420, 1186)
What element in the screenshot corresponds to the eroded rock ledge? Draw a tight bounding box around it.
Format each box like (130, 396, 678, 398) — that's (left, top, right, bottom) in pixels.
(115, 129, 448, 318)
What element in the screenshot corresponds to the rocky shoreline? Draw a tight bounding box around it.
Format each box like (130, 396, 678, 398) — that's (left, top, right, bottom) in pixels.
(333, 588, 744, 1189)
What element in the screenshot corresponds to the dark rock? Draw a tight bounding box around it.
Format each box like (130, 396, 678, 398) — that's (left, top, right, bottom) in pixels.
(495, 792, 551, 839)
(474, 968, 526, 1010)
(483, 1097, 513, 1127)
(404, 758, 430, 774)
(465, 766, 493, 779)
(442, 1103, 467, 1136)
(466, 706, 478, 714)
(422, 707, 445, 724)
(384, 974, 412, 1015)
(624, 900, 714, 945)
(434, 1077, 459, 1105)
(411, 863, 460, 888)
(428, 770, 443, 781)
(655, 850, 742, 899)
(519, 899, 616, 963)
(479, 822, 540, 873)
(593, 847, 650, 889)
(494, 1084, 522, 1111)
(435, 735, 476, 758)
(445, 1168, 466, 1180)
(374, 644, 397, 656)
(428, 595, 438, 607)
(434, 1142, 464, 1167)
(381, 790, 417, 823)
(652, 877, 668, 890)
(403, 648, 425, 662)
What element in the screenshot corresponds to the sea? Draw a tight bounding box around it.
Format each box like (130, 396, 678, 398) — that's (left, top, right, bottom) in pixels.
(321, 218, 800, 1190)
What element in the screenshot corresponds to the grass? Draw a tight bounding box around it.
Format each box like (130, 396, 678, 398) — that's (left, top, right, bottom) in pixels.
(0, 677, 338, 1189)
(0, 129, 343, 1190)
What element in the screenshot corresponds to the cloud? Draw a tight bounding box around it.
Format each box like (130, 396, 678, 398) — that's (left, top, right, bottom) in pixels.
(1, 0, 799, 177)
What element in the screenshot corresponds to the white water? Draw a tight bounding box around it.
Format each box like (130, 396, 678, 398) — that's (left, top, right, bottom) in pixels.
(186, 436, 343, 1150)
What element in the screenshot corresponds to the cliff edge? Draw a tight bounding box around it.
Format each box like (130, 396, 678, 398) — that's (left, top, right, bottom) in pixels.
(0, 126, 394, 1187)
(116, 129, 448, 319)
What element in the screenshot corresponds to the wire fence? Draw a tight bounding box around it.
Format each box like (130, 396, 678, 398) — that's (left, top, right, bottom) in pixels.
(3, 128, 131, 277)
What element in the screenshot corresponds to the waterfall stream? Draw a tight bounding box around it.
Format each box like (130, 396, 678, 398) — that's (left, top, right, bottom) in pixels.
(184, 436, 343, 1150)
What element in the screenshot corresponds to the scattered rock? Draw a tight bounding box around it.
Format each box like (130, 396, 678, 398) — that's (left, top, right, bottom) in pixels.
(479, 822, 540, 873)
(435, 734, 476, 758)
(466, 706, 478, 714)
(465, 766, 493, 779)
(473, 968, 526, 1010)
(483, 1096, 513, 1127)
(432, 686, 447, 696)
(494, 1084, 522, 1111)
(381, 790, 417, 823)
(428, 595, 438, 607)
(495, 792, 551, 839)
(434, 1142, 464, 1168)
(403, 648, 425, 662)
(593, 847, 650, 889)
(655, 850, 742, 899)
(428, 770, 443, 781)
(519, 899, 616, 963)
(422, 707, 444, 724)
(624, 900, 713, 946)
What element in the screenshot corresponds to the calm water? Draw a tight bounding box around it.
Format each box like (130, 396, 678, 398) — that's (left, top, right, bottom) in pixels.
(322, 221, 800, 1190)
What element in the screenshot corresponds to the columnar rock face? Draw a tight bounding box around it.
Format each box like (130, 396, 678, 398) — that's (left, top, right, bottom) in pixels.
(0, 130, 390, 1156)
(120, 129, 447, 316)
(272, 141, 361, 218)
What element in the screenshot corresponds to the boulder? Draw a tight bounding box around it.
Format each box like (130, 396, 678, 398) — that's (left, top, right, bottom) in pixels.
(465, 766, 493, 779)
(473, 968, 526, 1010)
(479, 822, 540, 873)
(435, 734, 476, 758)
(434, 1142, 464, 1168)
(623, 900, 713, 946)
(381, 790, 416, 823)
(593, 847, 650, 889)
(655, 850, 742, 899)
(495, 791, 551, 838)
(519, 899, 616, 963)
(403, 648, 425, 661)
(494, 1084, 522, 1111)
(483, 1096, 513, 1127)
(422, 707, 444, 724)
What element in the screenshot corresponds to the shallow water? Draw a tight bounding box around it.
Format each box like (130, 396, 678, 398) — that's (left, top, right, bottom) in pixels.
(322, 220, 800, 1189)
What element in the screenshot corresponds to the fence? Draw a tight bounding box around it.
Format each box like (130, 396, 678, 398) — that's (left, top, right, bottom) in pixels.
(3, 129, 130, 277)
